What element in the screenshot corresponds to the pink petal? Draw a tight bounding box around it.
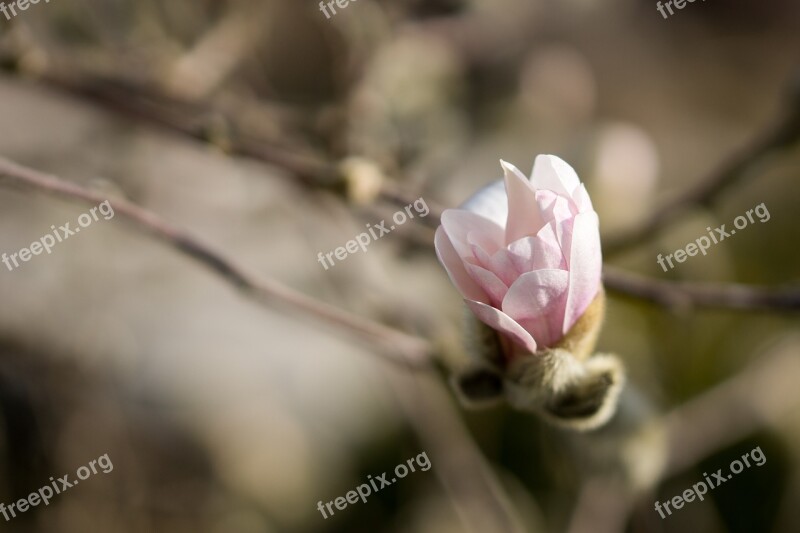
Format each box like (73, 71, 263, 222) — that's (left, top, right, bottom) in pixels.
(469, 242, 492, 270)
(464, 299, 538, 354)
(464, 263, 509, 307)
(552, 214, 579, 257)
(507, 223, 567, 273)
(441, 209, 505, 258)
(487, 249, 520, 286)
(465, 230, 502, 259)
(541, 202, 578, 263)
(502, 269, 569, 347)
(558, 211, 599, 268)
(535, 189, 572, 226)
(530, 154, 580, 197)
(460, 179, 508, 228)
(435, 226, 489, 303)
(562, 212, 602, 332)
(470, 243, 520, 287)
(502, 160, 545, 244)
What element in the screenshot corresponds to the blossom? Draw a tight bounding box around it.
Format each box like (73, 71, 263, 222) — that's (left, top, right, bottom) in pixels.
(435, 155, 602, 356)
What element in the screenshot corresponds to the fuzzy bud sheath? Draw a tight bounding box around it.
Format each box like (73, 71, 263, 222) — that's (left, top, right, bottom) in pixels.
(436, 155, 624, 430)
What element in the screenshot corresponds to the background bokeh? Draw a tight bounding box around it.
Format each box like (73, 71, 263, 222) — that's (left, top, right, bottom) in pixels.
(0, 0, 798, 532)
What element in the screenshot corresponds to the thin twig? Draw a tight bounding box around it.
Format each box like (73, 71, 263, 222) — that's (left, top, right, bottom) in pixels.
(19, 58, 453, 229)
(602, 266, 800, 312)
(0, 156, 432, 369)
(604, 73, 800, 255)
(8, 62, 800, 312)
(35, 67, 336, 186)
(0, 155, 530, 532)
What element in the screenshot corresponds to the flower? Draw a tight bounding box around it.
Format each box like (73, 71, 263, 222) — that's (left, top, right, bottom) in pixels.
(435, 155, 602, 357)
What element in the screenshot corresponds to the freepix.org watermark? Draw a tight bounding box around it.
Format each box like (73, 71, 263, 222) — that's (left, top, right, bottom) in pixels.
(655, 0, 706, 20)
(2, 200, 115, 272)
(656, 202, 770, 272)
(318, 0, 358, 19)
(0, 0, 54, 22)
(654, 446, 766, 519)
(316, 451, 432, 519)
(0, 453, 113, 522)
(317, 197, 429, 270)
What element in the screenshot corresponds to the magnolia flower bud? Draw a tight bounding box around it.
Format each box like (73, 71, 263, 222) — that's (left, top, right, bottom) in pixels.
(435, 155, 624, 430)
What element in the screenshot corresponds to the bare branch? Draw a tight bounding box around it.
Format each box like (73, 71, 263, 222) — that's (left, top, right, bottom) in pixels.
(0, 155, 532, 533)
(10, 62, 800, 313)
(17, 56, 454, 228)
(0, 156, 432, 369)
(604, 73, 800, 255)
(390, 371, 529, 533)
(566, 478, 632, 533)
(602, 266, 800, 312)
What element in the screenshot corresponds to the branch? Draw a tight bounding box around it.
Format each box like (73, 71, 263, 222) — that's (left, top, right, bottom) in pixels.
(10, 58, 451, 225)
(0, 156, 432, 369)
(566, 478, 632, 533)
(390, 371, 529, 533)
(36, 67, 336, 186)
(602, 266, 800, 312)
(565, 339, 800, 533)
(10, 60, 799, 313)
(57, 55, 453, 226)
(604, 73, 800, 255)
(662, 339, 800, 476)
(0, 155, 530, 532)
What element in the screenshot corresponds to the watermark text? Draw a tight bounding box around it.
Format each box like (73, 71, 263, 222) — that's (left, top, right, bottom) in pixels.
(657, 202, 769, 272)
(0, 453, 113, 521)
(2, 200, 115, 272)
(654, 446, 765, 519)
(317, 451, 431, 519)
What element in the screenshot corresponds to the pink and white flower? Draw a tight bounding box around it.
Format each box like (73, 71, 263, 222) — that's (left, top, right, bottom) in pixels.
(435, 155, 602, 357)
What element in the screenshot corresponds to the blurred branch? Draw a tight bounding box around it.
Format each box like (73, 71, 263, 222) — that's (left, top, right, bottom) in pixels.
(663, 339, 800, 476)
(390, 371, 528, 533)
(7, 58, 448, 226)
(566, 478, 632, 533)
(0, 155, 529, 533)
(602, 266, 800, 312)
(604, 73, 800, 255)
(33, 65, 335, 185)
(7, 60, 798, 312)
(0, 156, 432, 369)
(566, 339, 800, 533)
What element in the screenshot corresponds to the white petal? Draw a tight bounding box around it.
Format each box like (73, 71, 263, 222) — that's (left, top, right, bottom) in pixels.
(441, 209, 505, 258)
(570, 182, 594, 214)
(530, 154, 580, 197)
(460, 179, 508, 228)
(563, 212, 602, 333)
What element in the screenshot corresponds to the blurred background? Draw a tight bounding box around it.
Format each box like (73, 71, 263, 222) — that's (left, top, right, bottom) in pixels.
(0, 0, 799, 531)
